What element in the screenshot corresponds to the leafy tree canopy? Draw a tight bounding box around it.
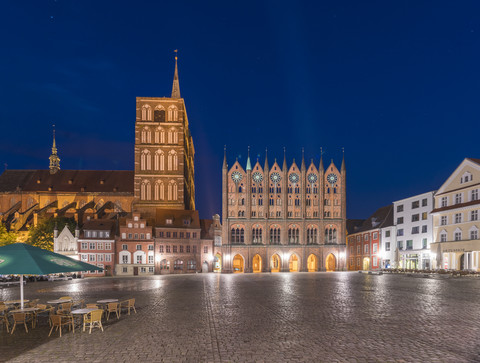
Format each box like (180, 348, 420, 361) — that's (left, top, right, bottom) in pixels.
(0, 222, 18, 246)
(27, 217, 76, 251)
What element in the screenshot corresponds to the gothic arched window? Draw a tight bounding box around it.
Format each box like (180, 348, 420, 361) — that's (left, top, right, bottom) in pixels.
(142, 105, 152, 121)
(154, 106, 165, 122)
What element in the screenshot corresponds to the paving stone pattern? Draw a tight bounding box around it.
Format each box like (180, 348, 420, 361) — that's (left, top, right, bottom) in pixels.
(1, 273, 480, 362)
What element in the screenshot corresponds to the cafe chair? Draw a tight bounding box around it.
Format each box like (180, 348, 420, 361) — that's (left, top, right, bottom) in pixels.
(83, 309, 104, 334)
(10, 313, 32, 334)
(86, 304, 99, 309)
(106, 303, 120, 320)
(48, 314, 74, 337)
(0, 306, 9, 333)
(57, 303, 73, 315)
(34, 304, 54, 327)
(73, 299, 85, 309)
(120, 298, 137, 315)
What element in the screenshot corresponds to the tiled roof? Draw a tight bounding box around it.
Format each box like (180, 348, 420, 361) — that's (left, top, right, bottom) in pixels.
(80, 219, 117, 238)
(467, 158, 480, 165)
(154, 209, 200, 229)
(0, 169, 134, 193)
(354, 204, 394, 233)
(346, 219, 365, 235)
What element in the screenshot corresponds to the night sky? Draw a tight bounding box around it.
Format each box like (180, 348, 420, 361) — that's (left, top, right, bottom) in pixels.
(1, 1, 480, 220)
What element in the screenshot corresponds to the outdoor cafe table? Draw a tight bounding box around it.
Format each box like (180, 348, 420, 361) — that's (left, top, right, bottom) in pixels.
(96, 299, 118, 304)
(71, 308, 96, 329)
(5, 300, 30, 306)
(47, 299, 72, 304)
(10, 307, 39, 313)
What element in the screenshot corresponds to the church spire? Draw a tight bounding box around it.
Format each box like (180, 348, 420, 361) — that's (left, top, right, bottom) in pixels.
(301, 147, 305, 171)
(246, 146, 252, 171)
(282, 147, 287, 172)
(171, 50, 181, 99)
(341, 147, 346, 173)
(49, 125, 60, 174)
(319, 147, 324, 171)
(264, 148, 269, 171)
(223, 145, 227, 169)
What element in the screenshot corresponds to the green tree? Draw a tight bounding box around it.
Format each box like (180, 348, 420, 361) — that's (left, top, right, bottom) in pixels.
(0, 222, 18, 246)
(27, 217, 76, 251)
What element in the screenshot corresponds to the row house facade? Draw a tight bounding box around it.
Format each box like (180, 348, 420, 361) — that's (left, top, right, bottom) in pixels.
(347, 205, 393, 271)
(77, 219, 116, 276)
(431, 158, 480, 271)
(116, 212, 155, 276)
(153, 209, 217, 274)
(393, 191, 435, 270)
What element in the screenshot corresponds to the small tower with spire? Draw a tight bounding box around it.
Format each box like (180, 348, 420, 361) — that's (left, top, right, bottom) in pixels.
(171, 50, 181, 99)
(49, 125, 60, 175)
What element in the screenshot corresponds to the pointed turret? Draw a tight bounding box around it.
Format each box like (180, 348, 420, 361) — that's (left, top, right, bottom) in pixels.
(171, 51, 181, 99)
(264, 148, 269, 171)
(341, 147, 346, 173)
(49, 125, 60, 174)
(223, 145, 227, 170)
(246, 146, 252, 171)
(301, 147, 306, 171)
(282, 147, 287, 172)
(319, 147, 324, 172)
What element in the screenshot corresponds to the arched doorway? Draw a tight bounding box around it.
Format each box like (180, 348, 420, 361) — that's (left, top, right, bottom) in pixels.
(289, 254, 299, 272)
(232, 254, 244, 273)
(307, 254, 318, 272)
(252, 254, 262, 273)
(213, 253, 222, 273)
(271, 254, 281, 273)
(326, 254, 336, 272)
(202, 261, 209, 273)
(363, 257, 370, 271)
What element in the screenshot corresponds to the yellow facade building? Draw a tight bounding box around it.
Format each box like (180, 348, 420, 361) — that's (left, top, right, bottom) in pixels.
(431, 158, 480, 270)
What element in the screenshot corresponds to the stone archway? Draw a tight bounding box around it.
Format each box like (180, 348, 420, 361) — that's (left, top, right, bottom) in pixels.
(232, 254, 244, 273)
(252, 254, 262, 273)
(307, 254, 318, 272)
(363, 257, 370, 271)
(271, 254, 281, 273)
(326, 254, 336, 272)
(289, 254, 299, 272)
(213, 253, 222, 273)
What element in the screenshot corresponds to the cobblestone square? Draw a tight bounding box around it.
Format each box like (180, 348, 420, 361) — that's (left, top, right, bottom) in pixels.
(1, 272, 480, 362)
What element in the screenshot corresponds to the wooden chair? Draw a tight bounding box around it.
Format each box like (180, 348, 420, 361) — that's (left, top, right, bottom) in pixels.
(83, 309, 103, 334)
(106, 303, 120, 320)
(73, 299, 85, 308)
(57, 302, 73, 315)
(27, 299, 40, 308)
(10, 313, 33, 334)
(48, 314, 74, 337)
(86, 304, 99, 309)
(120, 298, 137, 315)
(34, 304, 54, 326)
(0, 306, 9, 333)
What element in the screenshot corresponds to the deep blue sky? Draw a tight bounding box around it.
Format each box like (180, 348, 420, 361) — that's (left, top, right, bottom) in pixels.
(1, 1, 479, 220)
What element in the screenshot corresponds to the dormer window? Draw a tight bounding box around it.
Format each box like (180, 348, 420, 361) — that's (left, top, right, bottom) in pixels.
(134, 216, 139, 221)
(166, 219, 173, 225)
(461, 172, 473, 183)
(183, 219, 190, 226)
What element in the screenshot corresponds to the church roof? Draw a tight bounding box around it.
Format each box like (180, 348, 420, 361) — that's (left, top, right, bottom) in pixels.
(0, 169, 134, 193)
(154, 209, 200, 229)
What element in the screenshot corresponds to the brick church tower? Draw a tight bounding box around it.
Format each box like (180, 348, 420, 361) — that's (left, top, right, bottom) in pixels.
(134, 55, 195, 216)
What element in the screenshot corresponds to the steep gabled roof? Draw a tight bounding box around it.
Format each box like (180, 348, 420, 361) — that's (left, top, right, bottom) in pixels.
(0, 169, 134, 193)
(355, 204, 394, 233)
(155, 209, 200, 229)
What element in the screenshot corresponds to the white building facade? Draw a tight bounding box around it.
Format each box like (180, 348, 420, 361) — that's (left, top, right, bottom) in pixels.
(393, 191, 435, 270)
